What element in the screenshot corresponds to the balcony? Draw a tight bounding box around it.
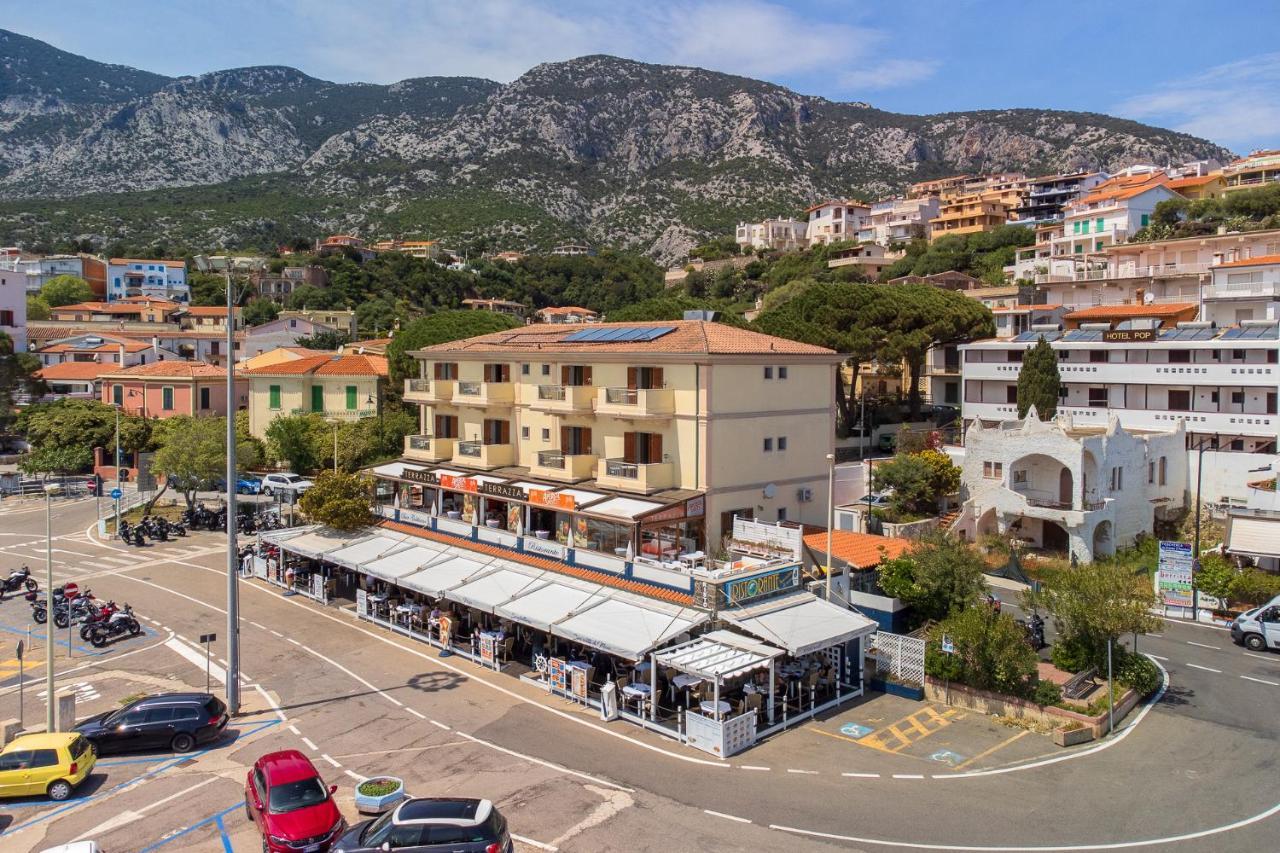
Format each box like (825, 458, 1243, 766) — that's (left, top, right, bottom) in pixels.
(403, 434, 455, 463)
(595, 458, 674, 493)
(451, 380, 513, 408)
(404, 377, 453, 404)
(453, 440, 515, 470)
(530, 449, 598, 482)
(595, 387, 675, 419)
(1203, 280, 1280, 300)
(290, 407, 376, 420)
(529, 383, 595, 413)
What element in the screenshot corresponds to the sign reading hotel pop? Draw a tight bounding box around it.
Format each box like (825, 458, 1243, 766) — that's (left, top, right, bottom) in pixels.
(1103, 329, 1157, 343)
(440, 475, 478, 493)
(530, 489, 576, 511)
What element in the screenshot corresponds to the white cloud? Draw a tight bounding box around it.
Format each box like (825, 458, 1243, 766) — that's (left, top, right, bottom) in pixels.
(839, 59, 940, 92)
(1114, 52, 1280, 151)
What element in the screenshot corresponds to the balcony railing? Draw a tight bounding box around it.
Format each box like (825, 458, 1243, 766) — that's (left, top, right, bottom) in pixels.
(597, 386, 674, 418)
(457, 440, 482, 457)
(537, 384, 567, 401)
(406, 378, 430, 393)
(605, 387, 639, 405)
(537, 450, 567, 469)
(457, 381, 481, 396)
(408, 435, 433, 450)
(606, 459, 640, 479)
(291, 407, 375, 418)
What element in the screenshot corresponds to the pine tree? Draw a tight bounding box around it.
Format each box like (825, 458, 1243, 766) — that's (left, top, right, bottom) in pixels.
(1017, 335, 1061, 420)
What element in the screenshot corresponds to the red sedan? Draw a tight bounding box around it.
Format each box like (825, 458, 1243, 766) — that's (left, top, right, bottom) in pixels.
(246, 750, 345, 853)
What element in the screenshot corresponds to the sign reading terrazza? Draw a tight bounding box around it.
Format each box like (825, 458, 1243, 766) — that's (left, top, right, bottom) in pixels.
(480, 482, 526, 501)
(1102, 329, 1157, 343)
(403, 469, 438, 485)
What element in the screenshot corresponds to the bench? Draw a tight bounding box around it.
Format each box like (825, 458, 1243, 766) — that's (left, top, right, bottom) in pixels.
(1062, 667, 1098, 700)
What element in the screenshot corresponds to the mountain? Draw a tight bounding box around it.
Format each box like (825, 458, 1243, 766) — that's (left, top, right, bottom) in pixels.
(0, 32, 1234, 263)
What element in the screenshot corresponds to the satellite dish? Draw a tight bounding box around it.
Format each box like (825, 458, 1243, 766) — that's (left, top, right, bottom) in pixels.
(1143, 291, 1155, 304)
(763, 483, 777, 499)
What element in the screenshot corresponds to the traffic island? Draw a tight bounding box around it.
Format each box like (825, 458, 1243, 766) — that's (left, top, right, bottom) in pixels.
(924, 677, 1141, 745)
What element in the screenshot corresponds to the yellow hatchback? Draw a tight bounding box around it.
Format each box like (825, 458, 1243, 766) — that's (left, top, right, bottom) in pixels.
(0, 732, 96, 801)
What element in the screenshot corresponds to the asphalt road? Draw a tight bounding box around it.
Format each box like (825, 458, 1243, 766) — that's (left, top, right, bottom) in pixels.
(0, 498, 1277, 852)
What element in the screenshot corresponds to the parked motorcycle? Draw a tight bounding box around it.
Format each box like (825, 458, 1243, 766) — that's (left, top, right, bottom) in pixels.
(88, 605, 141, 647)
(1019, 612, 1047, 650)
(78, 600, 119, 640)
(141, 516, 168, 542)
(0, 565, 37, 599)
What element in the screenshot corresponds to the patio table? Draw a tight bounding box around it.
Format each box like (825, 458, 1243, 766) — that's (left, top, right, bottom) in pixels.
(699, 700, 731, 719)
(671, 672, 702, 705)
(621, 682, 651, 714)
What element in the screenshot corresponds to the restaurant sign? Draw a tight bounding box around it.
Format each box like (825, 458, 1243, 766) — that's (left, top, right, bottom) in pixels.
(530, 489, 576, 511)
(524, 537, 567, 560)
(480, 482, 526, 501)
(403, 469, 438, 485)
(724, 565, 800, 607)
(1102, 329, 1157, 343)
(440, 474, 478, 493)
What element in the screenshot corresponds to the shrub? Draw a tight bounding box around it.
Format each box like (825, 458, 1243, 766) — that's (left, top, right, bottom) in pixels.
(1228, 568, 1280, 606)
(1031, 680, 1062, 707)
(925, 606, 1038, 697)
(356, 777, 401, 797)
(1114, 651, 1161, 696)
(1049, 635, 1094, 674)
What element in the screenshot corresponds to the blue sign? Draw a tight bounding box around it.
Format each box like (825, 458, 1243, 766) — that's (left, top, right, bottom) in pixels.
(110, 488, 123, 500)
(840, 723, 873, 739)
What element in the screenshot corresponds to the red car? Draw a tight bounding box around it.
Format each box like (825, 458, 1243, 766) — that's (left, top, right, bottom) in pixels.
(246, 750, 345, 853)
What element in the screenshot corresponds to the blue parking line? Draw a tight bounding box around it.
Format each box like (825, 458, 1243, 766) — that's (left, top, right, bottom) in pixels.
(96, 756, 174, 767)
(0, 719, 280, 830)
(0, 620, 134, 656)
(137, 801, 242, 853)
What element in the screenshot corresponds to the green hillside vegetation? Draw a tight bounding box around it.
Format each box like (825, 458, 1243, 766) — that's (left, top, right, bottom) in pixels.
(1132, 184, 1280, 242)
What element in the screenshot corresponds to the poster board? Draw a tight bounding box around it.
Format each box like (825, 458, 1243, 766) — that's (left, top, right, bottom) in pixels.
(480, 634, 496, 668)
(1157, 541, 1194, 608)
(356, 589, 368, 618)
(438, 614, 453, 648)
(570, 665, 588, 701)
(548, 657, 567, 693)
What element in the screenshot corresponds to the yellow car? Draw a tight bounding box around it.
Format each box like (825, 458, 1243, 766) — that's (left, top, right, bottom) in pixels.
(0, 732, 96, 801)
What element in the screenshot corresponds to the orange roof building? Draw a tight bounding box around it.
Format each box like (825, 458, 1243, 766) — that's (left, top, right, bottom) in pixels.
(1062, 302, 1198, 328)
(242, 351, 388, 439)
(802, 529, 911, 572)
(98, 361, 246, 418)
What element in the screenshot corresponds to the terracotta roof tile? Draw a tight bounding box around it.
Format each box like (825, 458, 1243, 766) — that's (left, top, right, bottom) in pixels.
(242, 353, 388, 377)
(101, 361, 227, 379)
(379, 520, 695, 606)
(38, 338, 152, 354)
(1165, 174, 1220, 188)
(422, 320, 835, 357)
(35, 362, 117, 381)
(1064, 302, 1198, 320)
(802, 530, 912, 570)
(109, 258, 186, 267)
(1214, 254, 1280, 268)
(1071, 173, 1172, 208)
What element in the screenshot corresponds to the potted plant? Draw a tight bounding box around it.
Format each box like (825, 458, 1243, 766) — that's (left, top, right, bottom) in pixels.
(1052, 720, 1092, 747)
(354, 776, 406, 814)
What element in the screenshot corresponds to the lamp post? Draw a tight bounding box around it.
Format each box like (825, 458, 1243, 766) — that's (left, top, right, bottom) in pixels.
(114, 404, 122, 539)
(332, 422, 339, 474)
(825, 452, 835, 602)
(44, 482, 61, 731)
(1190, 434, 1217, 618)
(224, 270, 240, 715)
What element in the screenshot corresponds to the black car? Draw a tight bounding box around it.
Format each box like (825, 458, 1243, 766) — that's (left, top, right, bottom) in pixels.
(334, 798, 512, 853)
(75, 692, 228, 754)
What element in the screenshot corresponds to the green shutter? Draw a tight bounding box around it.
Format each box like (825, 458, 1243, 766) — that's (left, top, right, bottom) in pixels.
(1096, 241, 1104, 252)
(1140, 213, 1150, 227)
(1074, 244, 1083, 254)
(1095, 217, 1104, 233)
(346, 385, 357, 410)
(1072, 221, 1080, 234)
(311, 385, 324, 412)
(162, 386, 173, 410)
(269, 385, 281, 410)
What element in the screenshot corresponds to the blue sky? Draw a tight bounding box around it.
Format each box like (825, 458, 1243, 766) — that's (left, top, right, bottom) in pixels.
(4, 0, 1279, 152)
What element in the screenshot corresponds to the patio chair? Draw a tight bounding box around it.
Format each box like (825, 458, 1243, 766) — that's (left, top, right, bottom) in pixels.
(744, 692, 762, 722)
(502, 635, 515, 662)
(617, 675, 631, 692)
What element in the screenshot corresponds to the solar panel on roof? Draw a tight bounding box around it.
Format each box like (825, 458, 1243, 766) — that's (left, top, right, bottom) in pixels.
(1244, 325, 1279, 340)
(563, 326, 677, 343)
(1220, 327, 1248, 340)
(1064, 330, 1102, 342)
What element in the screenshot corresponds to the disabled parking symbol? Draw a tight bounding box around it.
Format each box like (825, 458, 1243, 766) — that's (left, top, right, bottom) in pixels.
(930, 749, 965, 766)
(840, 723, 874, 739)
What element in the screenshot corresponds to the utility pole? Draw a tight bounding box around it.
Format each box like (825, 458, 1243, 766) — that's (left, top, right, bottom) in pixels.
(825, 453, 835, 602)
(114, 405, 122, 539)
(1191, 434, 1216, 619)
(224, 270, 240, 714)
(44, 483, 59, 732)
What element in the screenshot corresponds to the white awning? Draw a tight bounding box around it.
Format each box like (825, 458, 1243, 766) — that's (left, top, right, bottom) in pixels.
(400, 555, 496, 598)
(586, 496, 664, 520)
(363, 544, 446, 583)
(445, 564, 547, 614)
(551, 594, 707, 661)
(654, 630, 783, 681)
(271, 527, 367, 559)
(493, 577, 611, 632)
(370, 462, 424, 479)
(724, 592, 877, 656)
(1227, 515, 1280, 558)
(324, 531, 413, 570)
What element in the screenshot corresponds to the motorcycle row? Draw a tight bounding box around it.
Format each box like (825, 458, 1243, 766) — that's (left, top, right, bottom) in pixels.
(117, 515, 186, 547)
(182, 503, 284, 535)
(23, 580, 142, 648)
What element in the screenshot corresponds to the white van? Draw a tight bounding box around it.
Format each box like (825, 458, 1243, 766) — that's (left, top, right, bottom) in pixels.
(1230, 594, 1280, 652)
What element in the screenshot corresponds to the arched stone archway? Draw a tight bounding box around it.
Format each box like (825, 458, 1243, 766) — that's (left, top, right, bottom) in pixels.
(1092, 520, 1115, 559)
(1058, 467, 1074, 508)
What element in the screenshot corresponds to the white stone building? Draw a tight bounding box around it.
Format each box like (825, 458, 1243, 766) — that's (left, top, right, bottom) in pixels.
(954, 410, 1186, 562)
(805, 201, 870, 246)
(0, 262, 26, 351)
(856, 197, 940, 246)
(734, 218, 807, 252)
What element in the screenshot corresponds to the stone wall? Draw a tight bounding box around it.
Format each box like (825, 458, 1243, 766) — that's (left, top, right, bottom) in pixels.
(925, 677, 1143, 741)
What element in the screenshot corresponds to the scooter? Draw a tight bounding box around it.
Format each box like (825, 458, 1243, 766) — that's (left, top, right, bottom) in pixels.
(0, 566, 37, 599)
(89, 605, 141, 647)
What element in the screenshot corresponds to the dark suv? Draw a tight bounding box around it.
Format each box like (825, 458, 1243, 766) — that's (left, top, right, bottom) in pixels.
(334, 798, 512, 853)
(75, 692, 228, 754)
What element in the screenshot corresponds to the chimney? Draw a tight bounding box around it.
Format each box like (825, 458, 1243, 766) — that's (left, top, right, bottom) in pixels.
(1134, 288, 1145, 305)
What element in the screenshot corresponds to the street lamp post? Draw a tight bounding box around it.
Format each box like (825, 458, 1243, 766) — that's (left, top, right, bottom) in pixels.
(1190, 434, 1217, 618)
(224, 270, 240, 715)
(825, 453, 835, 602)
(44, 482, 60, 731)
(114, 404, 122, 539)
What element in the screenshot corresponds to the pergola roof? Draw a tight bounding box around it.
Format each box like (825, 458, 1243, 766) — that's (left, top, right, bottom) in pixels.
(654, 630, 784, 681)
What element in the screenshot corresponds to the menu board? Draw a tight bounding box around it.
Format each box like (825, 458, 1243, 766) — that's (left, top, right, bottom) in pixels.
(548, 657, 567, 692)
(480, 635, 496, 667)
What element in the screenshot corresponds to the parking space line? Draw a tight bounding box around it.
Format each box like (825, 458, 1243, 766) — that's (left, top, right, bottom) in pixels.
(1187, 640, 1221, 650)
(787, 768, 818, 775)
(344, 769, 367, 782)
(842, 772, 880, 778)
(704, 809, 751, 824)
(1241, 675, 1280, 687)
(320, 753, 341, 767)
(739, 765, 770, 771)
(137, 801, 243, 853)
(301, 736, 318, 751)
(953, 729, 1030, 770)
(1187, 663, 1222, 673)
(512, 833, 560, 851)
(1149, 654, 1169, 661)
(1243, 652, 1276, 662)
(406, 707, 426, 719)
(892, 773, 924, 779)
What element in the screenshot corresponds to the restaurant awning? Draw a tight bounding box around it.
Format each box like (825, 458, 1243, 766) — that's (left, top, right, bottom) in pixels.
(1226, 514, 1280, 559)
(362, 543, 446, 583)
(724, 591, 877, 656)
(654, 630, 784, 681)
(268, 527, 367, 559)
(550, 594, 707, 661)
(399, 555, 496, 598)
(446, 564, 547, 614)
(493, 577, 611, 632)
(324, 531, 413, 570)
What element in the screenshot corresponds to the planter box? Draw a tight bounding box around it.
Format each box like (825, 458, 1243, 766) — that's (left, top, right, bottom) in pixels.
(1053, 726, 1094, 747)
(869, 677, 924, 701)
(354, 777, 406, 814)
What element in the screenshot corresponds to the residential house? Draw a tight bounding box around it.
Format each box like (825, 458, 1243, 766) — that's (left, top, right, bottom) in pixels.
(34, 333, 178, 369)
(106, 258, 188, 303)
(857, 197, 940, 246)
(928, 192, 1013, 241)
(1205, 254, 1280, 324)
(1046, 173, 1180, 268)
(1222, 149, 1280, 194)
(100, 361, 247, 418)
(341, 337, 393, 356)
(0, 254, 107, 297)
(0, 264, 25, 351)
(278, 309, 357, 337)
(397, 319, 842, 551)
(953, 412, 1186, 562)
(825, 244, 899, 279)
(887, 271, 984, 291)
(33, 362, 115, 401)
(1011, 172, 1108, 228)
(174, 306, 244, 332)
(316, 235, 374, 261)
(735, 218, 808, 252)
(50, 298, 179, 325)
(241, 316, 340, 360)
(251, 266, 329, 303)
(1165, 173, 1227, 201)
(534, 307, 599, 325)
(461, 298, 526, 319)
(492, 251, 526, 263)
(373, 240, 440, 260)
(242, 351, 388, 440)
(550, 244, 592, 256)
(805, 201, 870, 246)
(907, 175, 970, 199)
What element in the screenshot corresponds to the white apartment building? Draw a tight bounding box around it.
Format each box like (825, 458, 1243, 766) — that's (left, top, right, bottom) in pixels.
(734, 218, 808, 252)
(856, 197, 940, 246)
(106, 258, 189, 303)
(1048, 173, 1180, 267)
(1010, 172, 1108, 229)
(954, 412, 1186, 561)
(805, 201, 870, 246)
(0, 264, 26, 351)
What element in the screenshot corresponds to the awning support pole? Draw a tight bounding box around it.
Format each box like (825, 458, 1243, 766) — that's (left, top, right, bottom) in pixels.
(713, 676, 720, 721)
(650, 652, 658, 722)
(767, 659, 776, 725)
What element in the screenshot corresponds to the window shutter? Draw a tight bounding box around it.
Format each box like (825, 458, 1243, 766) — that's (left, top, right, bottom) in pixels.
(561, 365, 571, 385)
(433, 362, 444, 380)
(560, 425, 571, 450)
(583, 366, 592, 385)
(483, 418, 494, 442)
(648, 433, 663, 462)
(499, 420, 510, 444)
(623, 432, 637, 463)
(434, 414, 445, 436)
(627, 367, 638, 389)
(582, 427, 592, 454)
(651, 367, 663, 388)
(499, 363, 509, 382)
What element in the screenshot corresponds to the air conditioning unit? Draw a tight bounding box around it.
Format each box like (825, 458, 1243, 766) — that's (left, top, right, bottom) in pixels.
(797, 487, 813, 502)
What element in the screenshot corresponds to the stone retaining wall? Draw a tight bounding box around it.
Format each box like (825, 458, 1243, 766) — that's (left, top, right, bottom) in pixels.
(925, 678, 1142, 742)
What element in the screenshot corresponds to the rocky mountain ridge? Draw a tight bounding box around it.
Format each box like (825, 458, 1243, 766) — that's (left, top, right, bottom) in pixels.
(0, 31, 1234, 262)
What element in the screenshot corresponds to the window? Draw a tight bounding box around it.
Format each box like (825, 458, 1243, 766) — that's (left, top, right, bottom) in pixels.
(764, 366, 774, 379)
(200, 387, 211, 410)
(983, 461, 1003, 479)
(433, 415, 458, 438)
(144, 707, 175, 723)
(1087, 387, 1108, 407)
(1074, 244, 1083, 254)
(521, 363, 530, 375)
(1006, 350, 1023, 362)
(1148, 460, 1155, 484)
(778, 366, 788, 379)
(311, 385, 324, 412)
(161, 386, 174, 411)
(113, 384, 123, 405)
(777, 507, 788, 522)
(1090, 350, 1107, 363)
(1230, 438, 1245, 451)
(269, 385, 281, 410)
(1073, 221, 1081, 235)
(1168, 350, 1191, 363)
(777, 436, 787, 451)
(1095, 217, 1105, 233)
(1167, 389, 1191, 410)
(1158, 456, 1167, 486)
(1231, 391, 1245, 406)
(1006, 385, 1018, 404)
(1110, 466, 1123, 491)
(1012, 469, 1028, 485)
(763, 437, 774, 452)
(521, 426, 530, 439)
(1140, 214, 1150, 227)
(1096, 241, 1104, 252)
(542, 428, 550, 441)
(346, 386, 358, 410)
(0, 310, 12, 326)
(28, 749, 59, 769)
(1231, 349, 1246, 361)
(1269, 392, 1278, 414)
(541, 364, 551, 376)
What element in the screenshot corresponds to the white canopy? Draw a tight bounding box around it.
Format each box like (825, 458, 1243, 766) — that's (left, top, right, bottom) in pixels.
(1227, 515, 1280, 558)
(400, 555, 496, 597)
(446, 563, 547, 613)
(654, 630, 784, 681)
(493, 578, 610, 632)
(587, 496, 665, 520)
(724, 591, 877, 656)
(272, 527, 367, 559)
(362, 544, 445, 583)
(551, 594, 706, 661)
(324, 531, 413, 570)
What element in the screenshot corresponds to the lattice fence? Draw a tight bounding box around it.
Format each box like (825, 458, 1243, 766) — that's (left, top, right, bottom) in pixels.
(867, 631, 926, 685)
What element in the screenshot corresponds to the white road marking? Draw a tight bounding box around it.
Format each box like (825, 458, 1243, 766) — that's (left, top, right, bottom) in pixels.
(320, 753, 341, 767)
(1148, 654, 1169, 661)
(270, 629, 283, 637)
(287, 638, 302, 646)
(165, 637, 227, 684)
(704, 809, 751, 824)
(250, 621, 267, 630)
(453, 731, 634, 793)
(738, 765, 770, 771)
(288, 724, 300, 735)
(301, 736, 318, 751)
(429, 720, 450, 730)
(893, 774, 925, 779)
(73, 777, 218, 841)
(1240, 675, 1280, 687)
(1243, 651, 1276, 662)
(842, 771, 881, 778)
(406, 708, 426, 719)
(98, 556, 133, 565)
(343, 769, 367, 782)
(787, 768, 819, 775)
(1186, 641, 1221, 650)
(511, 834, 559, 851)
(1186, 663, 1222, 673)
(254, 683, 287, 722)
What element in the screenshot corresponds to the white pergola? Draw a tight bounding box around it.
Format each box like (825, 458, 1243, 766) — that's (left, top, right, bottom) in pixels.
(652, 630, 785, 724)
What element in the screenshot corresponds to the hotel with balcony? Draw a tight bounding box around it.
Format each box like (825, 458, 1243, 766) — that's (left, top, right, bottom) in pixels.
(1010, 172, 1107, 228)
(927, 192, 1013, 241)
(734, 217, 808, 252)
(856, 197, 940, 246)
(1222, 149, 1280, 194)
(805, 201, 870, 246)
